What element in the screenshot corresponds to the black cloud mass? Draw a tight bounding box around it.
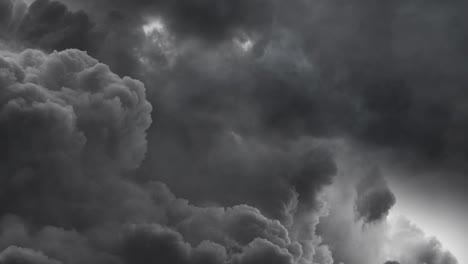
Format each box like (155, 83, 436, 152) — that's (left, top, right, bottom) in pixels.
(0, 0, 466, 264)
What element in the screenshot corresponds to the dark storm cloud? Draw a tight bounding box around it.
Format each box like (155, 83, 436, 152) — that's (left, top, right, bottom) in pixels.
(59, 0, 275, 41)
(0, 0, 94, 52)
(328, 0, 468, 161)
(26, 0, 468, 167)
(0, 0, 27, 36)
(0, 0, 144, 78)
(121, 202, 301, 264)
(0, 48, 152, 227)
(0, 0, 14, 33)
(355, 168, 396, 223)
(0, 0, 466, 264)
(0, 48, 336, 264)
(15, 0, 93, 51)
(390, 218, 459, 264)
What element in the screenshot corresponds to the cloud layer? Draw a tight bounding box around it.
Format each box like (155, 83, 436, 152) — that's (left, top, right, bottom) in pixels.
(0, 0, 465, 263)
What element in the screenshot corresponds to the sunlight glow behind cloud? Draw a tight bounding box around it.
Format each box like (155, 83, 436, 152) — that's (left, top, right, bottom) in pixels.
(143, 18, 165, 36)
(389, 201, 464, 264)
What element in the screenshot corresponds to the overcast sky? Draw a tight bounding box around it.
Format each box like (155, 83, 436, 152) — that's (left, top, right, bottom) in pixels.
(0, 0, 466, 264)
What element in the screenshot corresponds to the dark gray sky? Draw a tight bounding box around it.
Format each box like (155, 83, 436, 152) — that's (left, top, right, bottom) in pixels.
(0, 0, 466, 264)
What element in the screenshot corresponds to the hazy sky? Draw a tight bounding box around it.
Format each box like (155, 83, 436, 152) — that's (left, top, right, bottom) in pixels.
(0, 0, 466, 264)
(389, 172, 467, 264)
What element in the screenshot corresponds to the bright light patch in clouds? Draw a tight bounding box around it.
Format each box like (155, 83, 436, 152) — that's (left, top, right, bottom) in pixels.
(389, 205, 464, 264)
(139, 17, 179, 66)
(143, 18, 166, 36)
(234, 37, 254, 52)
(385, 174, 466, 264)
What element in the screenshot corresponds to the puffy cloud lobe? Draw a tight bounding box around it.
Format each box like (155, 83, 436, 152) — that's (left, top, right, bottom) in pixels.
(0, 48, 152, 227)
(122, 224, 193, 264)
(145, 182, 317, 264)
(119, 189, 305, 264)
(0, 217, 114, 264)
(0, 179, 325, 264)
(1, 1, 465, 264)
(355, 168, 396, 223)
(122, 224, 295, 264)
(142, 129, 336, 261)
(1, 48, 152, 167)
(231, 238, 295, 264)
(388, 217, 458, 264)
(317, 154, 391, 264)
(0, 45, 330, 264)
(0, 246, 61, 264)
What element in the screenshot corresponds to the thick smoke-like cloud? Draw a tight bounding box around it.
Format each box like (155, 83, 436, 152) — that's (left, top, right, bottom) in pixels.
(317, 152, 459, 264)
(0, 48, 152, 226)
(0, 0, 465, 264)
(355, 168, 396, 223)
(387, 217, 459, 264)
(0, 48, 336, 264)
(0, 246, 61, 264)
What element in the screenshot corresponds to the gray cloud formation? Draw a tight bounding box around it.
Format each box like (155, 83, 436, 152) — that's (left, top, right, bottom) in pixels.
(388, 217, 458, 264)
(0, 0, 27, 37)
(0, 47, 152, 227)
(7, 0, 468, 168)
(355, 168, 396, 223)
(0, 48, 336, 264)
(0, 246, 61, 264)
(316, 153, 459, 264)
(0, 0, 465, 264)
(59, 0, 275, 41)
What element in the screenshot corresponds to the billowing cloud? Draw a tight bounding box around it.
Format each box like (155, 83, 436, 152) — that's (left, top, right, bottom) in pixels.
(387, 217, 458, 264)
(317, 149, 459, 264)
(0, 246, 61, 264)
(0, 47, 152, 228)
(0, 0, 465, 264)
(0, 47, 336, 264)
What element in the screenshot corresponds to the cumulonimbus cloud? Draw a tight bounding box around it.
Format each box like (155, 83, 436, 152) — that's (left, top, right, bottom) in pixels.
(0, 47, 338, 264)
(0, 0, 465, 264)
